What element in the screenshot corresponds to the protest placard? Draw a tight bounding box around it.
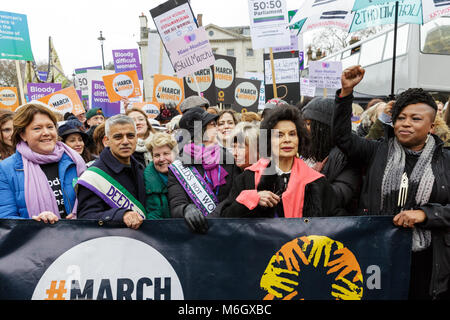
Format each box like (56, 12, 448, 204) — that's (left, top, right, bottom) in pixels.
(247, 0, 290, 50)
(270, 10, 300, 53)
(263, 51, 300, 104)
(245, 72, 266, 110)
(0, 11, 33, 61)
(264, 56, 300, 84)
(150, 0, 198, 71)
(112, 49, 143, 80)
(37, 71, 48, 82)
(84, 69, 114, 111)
(90, 80, 121, 118)
(152, 74, 184, 111)
(0, 87, 20, 111)
(164, 27, 215, 78)
(214, 54, 236, 105)
(150, 0, 197, 44)
(38, 87, 85, 116)
(184, 67, 216, 105)
(233, 78, 261, 113)
(309, 61, 343, 89)
(132, 102, 160, 119)
(300, 77, 316, 98)
(27, 83, 62, 102)
(74, 66, 103, 107)
(102, 70, 142, 103)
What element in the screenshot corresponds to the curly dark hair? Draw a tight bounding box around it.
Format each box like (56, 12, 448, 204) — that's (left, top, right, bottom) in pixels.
(392, 88, 437, 123)
(260, 104, 311, 159)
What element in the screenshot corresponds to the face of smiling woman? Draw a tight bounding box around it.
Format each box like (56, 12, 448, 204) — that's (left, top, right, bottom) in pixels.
(20, 113, 58, 155)
(393, 103, 436, 151)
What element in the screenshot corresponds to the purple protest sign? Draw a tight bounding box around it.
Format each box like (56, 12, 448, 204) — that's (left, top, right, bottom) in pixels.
(112, 49, 143, 80)
(91, 80, 120, 117)
(27, 83, 62, 101)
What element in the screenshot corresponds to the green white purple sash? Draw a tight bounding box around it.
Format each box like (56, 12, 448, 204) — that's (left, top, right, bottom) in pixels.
(77, 166, 146, 218)
(169, 159, 218, 216)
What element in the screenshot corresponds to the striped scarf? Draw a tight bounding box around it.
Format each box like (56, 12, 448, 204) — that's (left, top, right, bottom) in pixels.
(381, 136, 436, 252)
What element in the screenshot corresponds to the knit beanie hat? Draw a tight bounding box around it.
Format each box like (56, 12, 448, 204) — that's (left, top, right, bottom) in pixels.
(301, 97, 335, 126)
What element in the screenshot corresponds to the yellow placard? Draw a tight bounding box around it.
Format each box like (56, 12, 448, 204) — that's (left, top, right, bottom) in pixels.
(0, 87, 20, 111)
(102, 70, 142, 103)
(38, 87, 85, 116)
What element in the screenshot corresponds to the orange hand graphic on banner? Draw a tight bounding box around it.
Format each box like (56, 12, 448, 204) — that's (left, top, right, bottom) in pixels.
(276, 238, 309, 272)
(260, 235, 364, 300)
(327, 247, 363, 283)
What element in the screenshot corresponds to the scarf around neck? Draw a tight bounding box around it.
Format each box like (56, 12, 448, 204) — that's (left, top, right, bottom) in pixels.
(135, 134, 153, 166)
(380, 135, 436, 251)
(183, 142, 228, 189)
(17, 141, 87, 218)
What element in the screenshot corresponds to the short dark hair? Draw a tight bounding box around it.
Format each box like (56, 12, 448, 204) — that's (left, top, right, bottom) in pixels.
(392, 88, 437, 123)
(260, 104, 311, 159)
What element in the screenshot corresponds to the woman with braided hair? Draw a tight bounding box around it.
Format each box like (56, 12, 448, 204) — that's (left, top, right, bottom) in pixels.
(333, 65, 450, 300)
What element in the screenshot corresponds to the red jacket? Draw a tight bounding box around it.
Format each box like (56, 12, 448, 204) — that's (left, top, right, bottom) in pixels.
(217, 157, 338, 218)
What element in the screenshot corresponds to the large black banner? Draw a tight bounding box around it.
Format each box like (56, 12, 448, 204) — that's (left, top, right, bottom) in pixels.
(0, 217, 411, 300)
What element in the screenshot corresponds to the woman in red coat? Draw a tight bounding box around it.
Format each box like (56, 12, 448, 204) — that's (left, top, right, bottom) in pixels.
(218, 104, 339, 218)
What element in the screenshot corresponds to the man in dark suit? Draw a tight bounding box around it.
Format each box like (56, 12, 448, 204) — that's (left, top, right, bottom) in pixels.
(77, 114, 146, 230)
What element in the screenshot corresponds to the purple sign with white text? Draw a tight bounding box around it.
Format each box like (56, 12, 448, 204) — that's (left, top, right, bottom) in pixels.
(112, 49, 143, 80)
(27, 83, 62, 101)
(91, 80, 120, 117)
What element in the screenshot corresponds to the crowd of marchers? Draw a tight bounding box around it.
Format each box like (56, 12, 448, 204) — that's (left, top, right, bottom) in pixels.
(0, 66, 449, 300)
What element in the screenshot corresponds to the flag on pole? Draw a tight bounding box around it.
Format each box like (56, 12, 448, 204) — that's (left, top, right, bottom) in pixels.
(23, 61, 42, 96)
(46, 37, 69, 87)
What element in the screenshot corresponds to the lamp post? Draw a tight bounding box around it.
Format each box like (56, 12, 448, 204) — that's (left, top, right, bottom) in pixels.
(97, 31, 106, 70)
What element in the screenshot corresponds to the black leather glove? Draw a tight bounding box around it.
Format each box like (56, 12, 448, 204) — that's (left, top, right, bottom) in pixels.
(183, 204, 208, 234)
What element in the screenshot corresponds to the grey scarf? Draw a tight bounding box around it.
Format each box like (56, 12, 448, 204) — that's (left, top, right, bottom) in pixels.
(381, 136, 436, 252)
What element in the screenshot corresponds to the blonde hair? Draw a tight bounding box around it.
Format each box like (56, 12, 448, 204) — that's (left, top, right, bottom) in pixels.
(352, 103, 364, 117)
(240, 111, 261, 123)
(230, 122, 260, 147)
(146, 132, 178, 156)
(432, 115, 450, 143)
(361, 101, 387, 127)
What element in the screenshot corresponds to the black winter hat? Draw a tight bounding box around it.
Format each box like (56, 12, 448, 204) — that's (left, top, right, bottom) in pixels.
(301, 97, 335, 126)
(58, 122, 89, 144)
(178, 107, 218, 141)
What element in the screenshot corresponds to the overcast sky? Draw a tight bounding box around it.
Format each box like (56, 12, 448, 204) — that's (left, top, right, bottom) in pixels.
(2, 0, 305, 77)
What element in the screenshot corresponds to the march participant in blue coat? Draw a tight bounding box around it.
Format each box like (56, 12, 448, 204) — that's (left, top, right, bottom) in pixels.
(0, 103, 86, 222)
(76, 114, 147, 230)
